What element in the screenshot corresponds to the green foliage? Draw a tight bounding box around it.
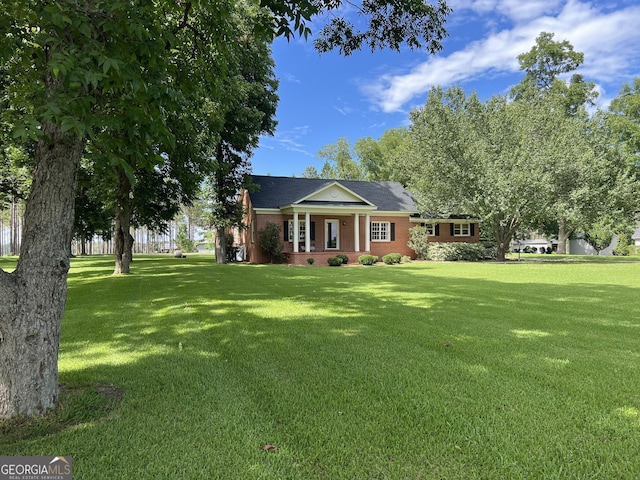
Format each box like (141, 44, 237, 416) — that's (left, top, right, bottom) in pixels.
(311, 0, 451, 55)
(613, 232, 632, 256)
(335, 253, 349, 264)
(304, 129, 410, 182)
(175, 224, 195, 253)
(258, 221, 284, 263)
(317, 137, 364, 180)
(512, 31, 598, 116)
(401, 255, 411, 263)
(427, 242, 488, 261)
(327, 256, 343, 266)
(583, 219, 615, 254)
(381, 253, 402, 264)
(306, 257, 315, 265)
(408, 225, 430, 260)
(358, 254, 378, 265)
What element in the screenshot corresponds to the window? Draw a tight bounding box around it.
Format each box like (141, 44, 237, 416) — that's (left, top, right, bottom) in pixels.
(453, 222, 470, 236)
(425, 223, 435, 236)
(287, 220, 306, 242)
(371, 222, 390, 241)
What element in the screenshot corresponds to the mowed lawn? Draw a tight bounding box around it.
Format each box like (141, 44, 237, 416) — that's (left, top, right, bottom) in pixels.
(2, 255, 640, 479)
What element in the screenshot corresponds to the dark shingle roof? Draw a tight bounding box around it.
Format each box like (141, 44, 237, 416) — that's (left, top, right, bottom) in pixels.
(248, 175, 418, 212)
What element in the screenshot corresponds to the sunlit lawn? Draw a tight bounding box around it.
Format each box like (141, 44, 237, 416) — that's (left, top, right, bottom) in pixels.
(2, 254, 639, 479)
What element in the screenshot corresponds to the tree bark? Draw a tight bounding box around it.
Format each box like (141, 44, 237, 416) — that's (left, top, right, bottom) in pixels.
(113, 170, 134, 274)
(556, 219, 572, 254)
(215, 229, 228, 264)
(0, 123, 83, 419)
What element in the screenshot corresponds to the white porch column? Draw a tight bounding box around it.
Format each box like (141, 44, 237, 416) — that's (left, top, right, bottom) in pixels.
(293, 212, 299, 253)
(365, 213, 371, 252)
(305, 211, 311, 253)
(354, 213, 360, 252)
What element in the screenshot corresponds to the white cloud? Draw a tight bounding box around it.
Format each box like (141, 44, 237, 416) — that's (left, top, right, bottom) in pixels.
(270, 125, 314, 156)
(365, 1, 640, 112)
(451, 0, 564, 22)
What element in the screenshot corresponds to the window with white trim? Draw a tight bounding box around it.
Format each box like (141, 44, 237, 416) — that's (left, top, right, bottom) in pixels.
(453, 222, 470, 236)
(425, 223, 435, 236)
(371, 221, 390, 241)
(287, 220, 306, 242)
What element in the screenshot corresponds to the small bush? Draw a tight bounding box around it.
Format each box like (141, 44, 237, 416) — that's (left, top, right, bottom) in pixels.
(307, 257, 315, 265)
(613, 233, 632, 256)
(382, 253, 402, 265)
(327, 256, 343, 266)
(408, 226, 429, 260)
(427, 242, 487, 261)
(401, 255, 411, 263)
(358, 254, 378, 265)
(335, 253, 349, 264)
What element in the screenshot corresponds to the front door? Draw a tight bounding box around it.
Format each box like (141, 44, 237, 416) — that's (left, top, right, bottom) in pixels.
(325, 220, 339, 250)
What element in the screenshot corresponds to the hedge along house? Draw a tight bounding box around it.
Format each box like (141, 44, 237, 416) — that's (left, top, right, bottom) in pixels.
(240, 175, 480, 265)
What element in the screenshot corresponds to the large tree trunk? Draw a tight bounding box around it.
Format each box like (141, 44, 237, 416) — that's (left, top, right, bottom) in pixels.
(0, 123, 83, 419)
(113, 171, 134, 274)
(556, 219, 571, 254)
(215, 229, 228, 264)
(494, 223, 515, 262)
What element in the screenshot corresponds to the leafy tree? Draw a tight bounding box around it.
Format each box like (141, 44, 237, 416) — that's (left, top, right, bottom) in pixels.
(511, 31, 598, 116)
(354, 128, 409, 182)
(206, 19, 278, 264)
(583, 218, 616, 254)
(404, 87, 579, 261)
(0, 0, 452, 419)
(317, 137, 365, 180)
(175, 224, 196, 253)
(511, 32, 603, 253)
(301, 165, 321, 178)
(258, 221, 284, 263)
(608, 78, 640, 177)
(73, 162, 112, 256)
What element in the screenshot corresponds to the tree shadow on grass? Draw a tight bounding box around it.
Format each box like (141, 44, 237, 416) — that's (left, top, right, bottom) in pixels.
(7, 258, 638, 477)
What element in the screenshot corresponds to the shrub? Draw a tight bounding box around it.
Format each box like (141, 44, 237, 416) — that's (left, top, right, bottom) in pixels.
(258, 221, 284, 263)
(614, 233, 632, 256)
(327, 256, 343, 266)
(401, 255, 411, 263)
(335, 253, 349, 264)
(307, 257, 315, 265)
(358, 254, 378, 265)
(408, 226, 429, 260)
(427, 242, 487, 261)
(382, 253, 402, 265)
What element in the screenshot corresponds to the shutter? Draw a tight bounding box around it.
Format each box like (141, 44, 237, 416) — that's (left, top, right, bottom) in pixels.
(390, 223, 395, 241)
(450, 223, 454, 236)
(311, 221, 315, 241)
(284, 221, 288, 241)
(435, 224, 440, 236)
(470, 223, 475, 236)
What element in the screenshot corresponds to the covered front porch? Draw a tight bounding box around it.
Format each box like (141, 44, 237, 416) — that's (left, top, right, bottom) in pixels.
(282, 207, 377, 265)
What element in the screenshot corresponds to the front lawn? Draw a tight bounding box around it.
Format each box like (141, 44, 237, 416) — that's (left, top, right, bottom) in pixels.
(2, 255, 639, 478)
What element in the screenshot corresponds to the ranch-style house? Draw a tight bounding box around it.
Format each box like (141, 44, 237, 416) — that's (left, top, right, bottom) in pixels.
(240, 175, 480, 265)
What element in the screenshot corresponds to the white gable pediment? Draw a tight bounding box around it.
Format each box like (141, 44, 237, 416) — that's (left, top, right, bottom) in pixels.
(297, 181, 373, 205)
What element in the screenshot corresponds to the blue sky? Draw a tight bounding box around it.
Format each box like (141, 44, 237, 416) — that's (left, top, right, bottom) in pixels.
(251, 0, 640, 177)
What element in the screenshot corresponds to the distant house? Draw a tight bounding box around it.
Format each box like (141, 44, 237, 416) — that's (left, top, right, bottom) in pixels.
(239, 175, 480, 265)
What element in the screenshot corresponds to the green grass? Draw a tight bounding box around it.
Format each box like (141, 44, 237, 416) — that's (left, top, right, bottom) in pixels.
(2, 255, 640, 479)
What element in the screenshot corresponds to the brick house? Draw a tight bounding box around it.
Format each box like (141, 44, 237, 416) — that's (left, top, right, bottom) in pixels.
(240, 175, 480, 265)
